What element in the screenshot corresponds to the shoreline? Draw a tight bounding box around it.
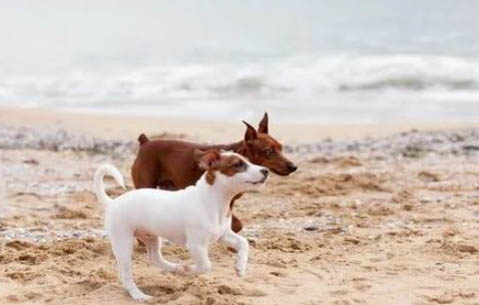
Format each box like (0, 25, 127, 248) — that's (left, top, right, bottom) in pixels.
(0, 106, 477, 144)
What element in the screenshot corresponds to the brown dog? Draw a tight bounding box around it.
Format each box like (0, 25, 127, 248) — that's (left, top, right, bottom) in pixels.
(131, 113, 297, 232)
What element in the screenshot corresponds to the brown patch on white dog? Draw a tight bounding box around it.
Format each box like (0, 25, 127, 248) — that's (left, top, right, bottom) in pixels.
(196, 150, 250, 185)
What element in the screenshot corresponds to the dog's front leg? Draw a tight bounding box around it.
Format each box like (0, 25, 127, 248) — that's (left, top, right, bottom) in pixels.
(221, 230, 249, 276)
(185, 237, 212, 276)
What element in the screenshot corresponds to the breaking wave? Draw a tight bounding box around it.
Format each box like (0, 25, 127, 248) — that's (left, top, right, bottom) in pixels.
(1, 54, 478, 106)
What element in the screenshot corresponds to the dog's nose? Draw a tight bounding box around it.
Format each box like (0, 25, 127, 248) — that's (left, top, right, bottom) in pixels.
(260, 169, 269, 177)
(287, 163, 297, 172)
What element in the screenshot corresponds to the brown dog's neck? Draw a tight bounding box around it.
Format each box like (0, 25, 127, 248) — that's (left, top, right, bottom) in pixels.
(203, 140, 244, 153)
(225, 141, 253, 161)
(201, 140, 252, 162)
(233, 142, 249, 156)
(223, 140, 245, 152)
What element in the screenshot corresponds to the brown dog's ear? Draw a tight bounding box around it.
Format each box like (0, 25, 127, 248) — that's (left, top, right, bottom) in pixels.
(195, 149, 221, 170)
(258, 112, 268, 134)
(242, 121, 257, 143)
(138, 133, 149, 145)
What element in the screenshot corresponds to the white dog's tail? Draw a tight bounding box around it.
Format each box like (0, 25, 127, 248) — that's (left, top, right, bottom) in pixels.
(94, 164, 126, 207)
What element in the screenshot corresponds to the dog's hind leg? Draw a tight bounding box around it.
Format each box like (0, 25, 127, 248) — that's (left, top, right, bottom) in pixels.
(110, 231, 151, 301)
(231, 215, 243, 233)
(136, 233, 184, 273)
(229, 193, 244, 233)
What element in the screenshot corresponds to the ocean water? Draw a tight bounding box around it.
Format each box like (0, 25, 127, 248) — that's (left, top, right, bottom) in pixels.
(1, 0, 478, 123)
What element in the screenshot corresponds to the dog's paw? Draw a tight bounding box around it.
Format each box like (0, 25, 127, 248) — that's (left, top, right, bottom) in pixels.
(174, 264, 192, 276)
(130, 291, 152, 301)
(235, 262, 247, 277)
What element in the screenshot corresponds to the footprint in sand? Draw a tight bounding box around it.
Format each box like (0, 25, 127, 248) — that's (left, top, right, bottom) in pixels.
(329, 289, 349, 297)
(217, 284, 267, 297)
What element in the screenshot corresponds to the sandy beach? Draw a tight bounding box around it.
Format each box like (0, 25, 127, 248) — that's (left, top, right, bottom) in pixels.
(1, 107, 479, 305)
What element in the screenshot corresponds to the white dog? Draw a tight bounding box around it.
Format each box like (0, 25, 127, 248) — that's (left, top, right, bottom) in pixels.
(94, 150, 268, 300)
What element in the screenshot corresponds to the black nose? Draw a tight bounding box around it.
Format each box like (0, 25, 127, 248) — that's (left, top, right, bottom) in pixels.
(287, 163, 297, 172)
(261, 169, 269, 177)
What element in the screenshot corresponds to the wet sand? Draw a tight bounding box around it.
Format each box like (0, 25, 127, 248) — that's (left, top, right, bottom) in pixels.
(1, 108, 479, 305)
(0, 106, 475, 143)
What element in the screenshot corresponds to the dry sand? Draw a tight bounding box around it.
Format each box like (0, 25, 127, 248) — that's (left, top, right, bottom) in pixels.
(1, 107, 479, 305)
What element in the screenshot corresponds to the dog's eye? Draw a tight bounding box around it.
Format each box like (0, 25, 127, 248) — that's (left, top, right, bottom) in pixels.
(233, 161, 245, 169)
(265, 148, 275, 156)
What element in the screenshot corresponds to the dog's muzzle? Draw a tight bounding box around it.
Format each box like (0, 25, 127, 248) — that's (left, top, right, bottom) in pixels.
(249, 169, 269, 185)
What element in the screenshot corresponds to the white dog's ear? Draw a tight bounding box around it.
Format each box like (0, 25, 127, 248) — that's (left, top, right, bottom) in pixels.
(195, 149, 221, 170)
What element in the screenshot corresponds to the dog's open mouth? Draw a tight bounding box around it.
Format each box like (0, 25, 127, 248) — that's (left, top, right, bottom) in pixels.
(248, 176, 267, 185)
(270, 168, 291, 176)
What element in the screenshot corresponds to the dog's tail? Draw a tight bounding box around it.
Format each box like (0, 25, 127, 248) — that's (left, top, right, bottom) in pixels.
(94, 164, 126, 207)
(138, 133, 149, 145)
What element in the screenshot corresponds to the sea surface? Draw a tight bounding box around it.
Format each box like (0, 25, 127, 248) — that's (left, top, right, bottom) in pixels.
(1, 0, 478, 123)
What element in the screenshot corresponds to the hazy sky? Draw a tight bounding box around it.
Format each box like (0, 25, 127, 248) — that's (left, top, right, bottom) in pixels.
(1, 0, 478, 74)
(1, 0, 322, 72)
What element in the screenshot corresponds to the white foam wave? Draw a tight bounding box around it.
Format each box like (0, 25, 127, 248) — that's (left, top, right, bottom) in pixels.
(0, 54, 478, 106)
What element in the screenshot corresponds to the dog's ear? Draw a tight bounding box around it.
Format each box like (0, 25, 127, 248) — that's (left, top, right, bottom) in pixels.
(195, 149, 221, 170)
(258, 112, 268, 134)
(242, 121, 257, 143)
(138, 133, 149, 145)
